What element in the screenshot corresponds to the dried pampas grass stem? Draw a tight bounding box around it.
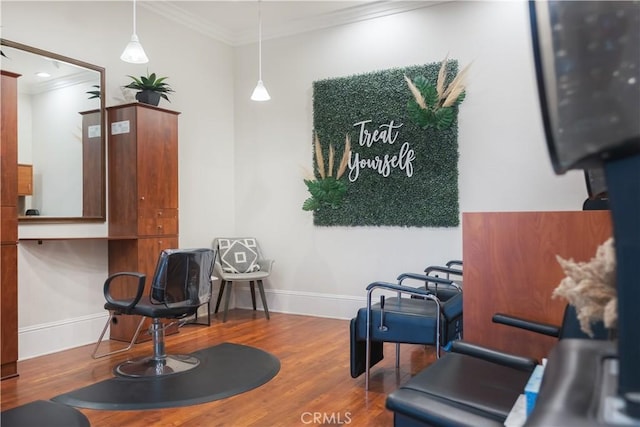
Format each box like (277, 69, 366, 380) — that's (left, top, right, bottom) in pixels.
(442, 62, 472, 102)
(436, 54, 449, 100)
(552, 237, 617, 337)
(336, 134, 351, 179)
(314, 133, 326, 179)
(328, 145, 335, 177)
(404, 74, 427, 109)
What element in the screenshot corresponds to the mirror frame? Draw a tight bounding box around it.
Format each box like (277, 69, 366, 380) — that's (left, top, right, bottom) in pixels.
(1, 38, 106, 223)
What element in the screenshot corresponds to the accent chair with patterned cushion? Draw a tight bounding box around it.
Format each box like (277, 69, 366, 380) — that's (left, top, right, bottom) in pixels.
(213, 238, 274, 322)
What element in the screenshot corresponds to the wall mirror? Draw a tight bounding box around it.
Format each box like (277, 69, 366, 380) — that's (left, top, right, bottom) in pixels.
(1, 39, 106, 222)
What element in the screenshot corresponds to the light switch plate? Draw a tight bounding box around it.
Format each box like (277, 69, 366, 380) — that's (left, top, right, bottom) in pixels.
(111, 120, 130, 135)
(88, 124, 101, 138)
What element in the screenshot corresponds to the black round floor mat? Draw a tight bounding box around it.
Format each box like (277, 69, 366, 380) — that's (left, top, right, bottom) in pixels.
(51, 342, 280, 410)
(1, 400, 91, 427)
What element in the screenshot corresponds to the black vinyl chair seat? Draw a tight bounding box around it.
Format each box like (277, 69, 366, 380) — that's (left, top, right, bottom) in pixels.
(103, 295, 201, 318)
(388, 351, 533, 422)
(354, 294, 463, 345)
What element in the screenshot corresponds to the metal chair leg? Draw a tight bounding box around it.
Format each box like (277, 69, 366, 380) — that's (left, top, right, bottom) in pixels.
(214, 280, 226, 313)
(184, 301, 212, 326)
(257, 280, 270, 319)
(249, 281, 257, 310)
(185, 280, 213, 326)
(92, 313, 146, 359)
(222, 281, 233, 322)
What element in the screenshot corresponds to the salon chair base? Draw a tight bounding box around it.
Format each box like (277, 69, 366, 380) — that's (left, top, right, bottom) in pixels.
(113, 317, 201, 378)
(115, 354, 200, 377)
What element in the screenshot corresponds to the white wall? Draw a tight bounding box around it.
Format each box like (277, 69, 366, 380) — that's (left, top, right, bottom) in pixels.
(231, 0, 586, 315)
(1, 0, 587, 359)
(3, 1, 235, 358)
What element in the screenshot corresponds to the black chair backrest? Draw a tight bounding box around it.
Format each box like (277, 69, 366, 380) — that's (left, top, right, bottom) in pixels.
(559, 304, 610, 340)
(150, 248, 215, 306)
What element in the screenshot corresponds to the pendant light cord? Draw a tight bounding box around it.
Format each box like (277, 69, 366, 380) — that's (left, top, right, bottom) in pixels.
(133, 0, 137, 35)
(258, 0, 263, 80)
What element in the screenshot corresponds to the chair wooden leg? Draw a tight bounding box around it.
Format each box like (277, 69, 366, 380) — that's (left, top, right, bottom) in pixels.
(257, 279, 270, 320)
(222, 281, 233, 322)
(214, 280, 226, 313)
(250, 281, 257, 310)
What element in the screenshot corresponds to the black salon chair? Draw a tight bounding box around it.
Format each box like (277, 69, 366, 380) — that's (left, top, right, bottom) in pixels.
(386, 304, 608, 426)
(92, 248, 216, 377)
(350, 277, 463, 390)
(400, 261, 463, 302)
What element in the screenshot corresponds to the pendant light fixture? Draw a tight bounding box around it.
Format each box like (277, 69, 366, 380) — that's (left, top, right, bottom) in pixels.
(121, 0, 149, 64)
(251, 0, 270, 101)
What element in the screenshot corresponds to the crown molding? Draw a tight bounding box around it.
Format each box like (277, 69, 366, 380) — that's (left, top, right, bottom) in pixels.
(141, 1, 445, 47)
(23, 70, 97, 95)
(141, 1, 238, 45)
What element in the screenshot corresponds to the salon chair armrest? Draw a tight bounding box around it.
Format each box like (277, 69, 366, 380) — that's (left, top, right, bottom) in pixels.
(103, 272, 146, 311)
(450, 341, 538, 372)
(424, 265, 463, 277)
(492, 313, 560, 338)
(446, 259, 463, 269)
(396, 272, 462, 292)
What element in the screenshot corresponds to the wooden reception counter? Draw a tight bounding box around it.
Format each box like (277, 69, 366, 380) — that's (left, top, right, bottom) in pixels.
(462, 210, 612, 361)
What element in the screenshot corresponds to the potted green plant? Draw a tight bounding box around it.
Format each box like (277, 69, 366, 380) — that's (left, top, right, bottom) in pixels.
(86, 85, 101, 100)
(124, 72, 174, 106)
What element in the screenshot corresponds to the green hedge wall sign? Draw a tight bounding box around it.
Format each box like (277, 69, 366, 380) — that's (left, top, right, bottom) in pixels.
(305, 58, 468, 227)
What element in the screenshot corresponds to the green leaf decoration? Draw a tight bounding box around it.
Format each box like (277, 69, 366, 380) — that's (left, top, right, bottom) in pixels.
(310, 62, 461, 227)
(435, 107, 454, 130)
(422, 84, 439, 107)
(303, 177, 348, 211)
(302, 197, 320, 211)
(404, 59, 468, 130)
(456, 91, 466, 105)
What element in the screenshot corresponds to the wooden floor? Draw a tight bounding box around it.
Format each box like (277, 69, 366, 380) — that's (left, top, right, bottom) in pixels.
(1, 309, 437, 426)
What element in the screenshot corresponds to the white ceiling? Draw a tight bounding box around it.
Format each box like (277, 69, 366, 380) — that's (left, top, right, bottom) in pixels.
(140, 1, 443, 46)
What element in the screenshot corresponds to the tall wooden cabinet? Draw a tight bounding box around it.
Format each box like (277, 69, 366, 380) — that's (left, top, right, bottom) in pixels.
(80, 109, 104, 217)
(1, 71, 20, 379)
(107, 103, 180, 342)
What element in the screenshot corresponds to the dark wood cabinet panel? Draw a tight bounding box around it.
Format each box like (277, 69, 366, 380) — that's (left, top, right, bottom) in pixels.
(1, 206, 17, 244)
(462, 211, 612, 361)
(138, 208, 179, 236)
(1, 71, 19, 379)
(1, 72, 18, 208)
(16, 164, 32, 197)
(80, 109, 104, 217)
(1, 245, 18, 379)
(107, 103, 180, 343)
(135, 107, 178, 211)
